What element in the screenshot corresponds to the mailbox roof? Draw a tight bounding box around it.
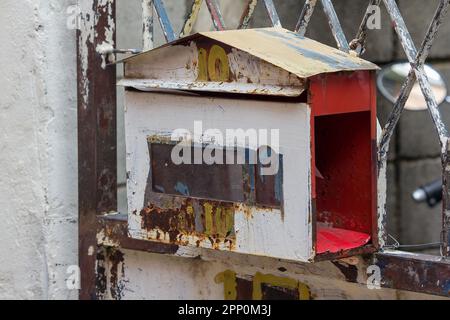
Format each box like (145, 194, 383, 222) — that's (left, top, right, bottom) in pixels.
(119, 28, 378, 96)
(194, 28, 378, 77)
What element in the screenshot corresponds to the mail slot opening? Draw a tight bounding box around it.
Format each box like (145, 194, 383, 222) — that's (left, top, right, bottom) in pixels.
(314, 111, 373, 255)
(149, 142, 283, 208)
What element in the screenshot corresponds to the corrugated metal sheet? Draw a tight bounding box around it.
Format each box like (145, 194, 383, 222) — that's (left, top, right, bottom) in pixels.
(119, 27, 378, 79)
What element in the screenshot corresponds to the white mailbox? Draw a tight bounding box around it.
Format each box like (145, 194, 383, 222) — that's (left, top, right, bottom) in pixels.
(119, 28, 379, 262)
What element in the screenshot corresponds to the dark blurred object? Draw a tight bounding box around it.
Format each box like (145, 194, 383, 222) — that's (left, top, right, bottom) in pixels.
(412, 178, 442, 207)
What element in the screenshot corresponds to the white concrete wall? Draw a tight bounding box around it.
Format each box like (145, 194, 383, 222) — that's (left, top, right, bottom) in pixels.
(0, 0, 78, 299)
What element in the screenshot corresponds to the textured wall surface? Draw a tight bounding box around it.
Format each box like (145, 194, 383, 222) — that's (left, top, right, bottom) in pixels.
(0, 0, 78, 299)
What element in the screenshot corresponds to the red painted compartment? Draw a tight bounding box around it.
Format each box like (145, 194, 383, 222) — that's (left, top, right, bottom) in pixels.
(315, 112, 374, 253)
(314, 111, 373, 254)
(310, 71, 376, 256)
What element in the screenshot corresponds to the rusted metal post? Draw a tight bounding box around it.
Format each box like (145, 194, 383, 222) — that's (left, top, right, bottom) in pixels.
(142, 0, 154, 50)
(320, 0, 349, 52)
(153, 0, 177, 42)
(263, 0, 282, 28)
(295, 0, 317, 36)
(205, 0, 226, 31)
(238, 0, 259, 29)
(180, 0, 203, 37)
(77, 0, 117, 299)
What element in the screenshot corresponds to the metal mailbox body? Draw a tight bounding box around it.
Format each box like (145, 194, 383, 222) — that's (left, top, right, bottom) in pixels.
(119, 28, 379, 263)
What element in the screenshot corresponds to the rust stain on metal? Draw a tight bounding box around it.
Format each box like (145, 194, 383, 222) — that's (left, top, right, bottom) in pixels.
(95, 249, 107, 300)
(97, 215, 180, 254)
(140, 198, 236, 250)
(375, 252, 450, 297)
(108, 248, 126, 300)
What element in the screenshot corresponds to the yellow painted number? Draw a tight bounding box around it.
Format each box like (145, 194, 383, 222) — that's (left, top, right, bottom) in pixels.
(197, 48, 208, 81)
(197, 45, 230, 82)
(215, 270, 311, 300)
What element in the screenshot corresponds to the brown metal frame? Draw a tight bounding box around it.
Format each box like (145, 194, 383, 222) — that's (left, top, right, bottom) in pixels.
(78, 0, 450, 299)
(77, 0, 119, 299)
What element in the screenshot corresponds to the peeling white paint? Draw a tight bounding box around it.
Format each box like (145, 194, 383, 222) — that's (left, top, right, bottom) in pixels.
(96, 0, 116, 69)
(124, 43, 199, 81)
(78, 0, 95, 109)
(377, 119, 387, 249)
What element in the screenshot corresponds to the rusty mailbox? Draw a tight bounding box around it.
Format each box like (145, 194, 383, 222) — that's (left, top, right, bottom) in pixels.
(118, 28, 379, 262)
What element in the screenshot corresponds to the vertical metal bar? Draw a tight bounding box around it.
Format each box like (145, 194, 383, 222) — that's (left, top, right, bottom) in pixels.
(444, 139, 450, 257)
(205, 0, 226, 31)
(180, 0, 203, 37)
(238, 0, 259, 29)
(153, 0, 177, 42)
(262, 0, 282, 28)
(142, 0, 154, 50)
(77, 0, 117, 299)
(320, 0, 350, 52)
(349, 0, 381, 55)
(295, 0, 317, 36)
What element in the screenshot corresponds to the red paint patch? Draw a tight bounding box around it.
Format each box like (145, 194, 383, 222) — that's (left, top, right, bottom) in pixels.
(316, 225, 371, 254)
